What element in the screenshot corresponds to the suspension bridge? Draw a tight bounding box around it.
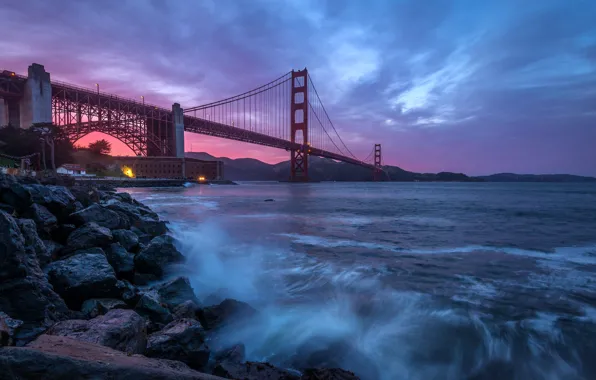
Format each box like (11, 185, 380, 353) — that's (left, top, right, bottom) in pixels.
(0, 63, 384, 181)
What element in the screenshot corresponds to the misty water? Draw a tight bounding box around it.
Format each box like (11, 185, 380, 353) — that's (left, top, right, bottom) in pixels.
(125, 182, 596, 380)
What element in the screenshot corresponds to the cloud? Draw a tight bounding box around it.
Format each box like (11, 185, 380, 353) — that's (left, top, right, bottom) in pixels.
(1, 0, 595, 174)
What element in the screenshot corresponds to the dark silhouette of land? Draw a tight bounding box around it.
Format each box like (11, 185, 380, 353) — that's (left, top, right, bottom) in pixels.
(186, 152, 596, 183)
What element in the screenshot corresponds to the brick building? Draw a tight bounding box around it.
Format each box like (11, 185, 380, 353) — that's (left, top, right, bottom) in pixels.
(112, 156, 223, 180)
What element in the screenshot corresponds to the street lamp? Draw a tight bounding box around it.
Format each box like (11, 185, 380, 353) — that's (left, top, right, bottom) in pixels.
(95, 83, 99, 94)
(141, 96, 145, 106)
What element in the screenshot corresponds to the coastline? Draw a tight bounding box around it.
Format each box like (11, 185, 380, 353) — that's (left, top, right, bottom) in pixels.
(0, 174, 357, 379)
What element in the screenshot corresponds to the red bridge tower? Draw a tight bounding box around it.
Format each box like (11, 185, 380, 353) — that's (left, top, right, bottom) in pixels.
(290, 69, 309, 182)
(373, 143, 383, 181)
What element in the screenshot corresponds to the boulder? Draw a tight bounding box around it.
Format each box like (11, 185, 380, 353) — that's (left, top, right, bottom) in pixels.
(197, 299, 258, 331)
(1, 312, 23, 347)
(81, 298, 128, 318)
(0, 202, 15, 214)
(292, 338, 379, 380)
(45, 309, 147, 355)
(114, 192, 134, 204)
(1, 182, 32, 213)
(45, 248, 119, 309)
(43, 240, 63, 260)
(173, 301, 201, 320)
(112, 228, 140, 251)
(0, 211, 70, 344)
(154, 277, 200, 310)
(213, 343, 245, 364)
(16, 218, 51, 267)
(301, 368, 360, 380)
(65, 222, 113, 252)
(134, 235, 184, 277)
(104, 198, 143, 223)
(69, 204, 128, 230)
(0, 335, 225, 379)
(212, 361, 299, 380)
(51, 223, 77, 244)
(134, 291, 173, 329)
(116, 280, 142, 307)
(69, 185, 100, 207)
(22, 203, 58, 233)
(23, 184, 76, 220)
(134, 217, 168, 237)
(134, 272, 161, 285)
(146, 318, 210, 371)
(104, 242, 135, 279)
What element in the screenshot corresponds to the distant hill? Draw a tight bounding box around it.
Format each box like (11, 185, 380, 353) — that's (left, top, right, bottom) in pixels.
(476, 173, 596, 183)
(185, 152, 482, 182)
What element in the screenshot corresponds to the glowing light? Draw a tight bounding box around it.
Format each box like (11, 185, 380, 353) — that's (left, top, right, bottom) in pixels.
(10, 72, 15, 77)
(198, 176, 206, 182)
(121, 165, 134, 178)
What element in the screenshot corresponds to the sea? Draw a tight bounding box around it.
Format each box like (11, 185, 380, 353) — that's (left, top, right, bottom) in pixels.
(124, 182, 596, 380)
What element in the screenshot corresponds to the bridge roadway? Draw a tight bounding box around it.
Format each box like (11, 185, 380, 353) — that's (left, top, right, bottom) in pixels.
(0, 68, 375, 171)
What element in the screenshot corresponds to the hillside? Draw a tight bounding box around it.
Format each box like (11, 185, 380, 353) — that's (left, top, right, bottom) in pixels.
(476, 173, 596, 183)
(185, 152, 480, 182)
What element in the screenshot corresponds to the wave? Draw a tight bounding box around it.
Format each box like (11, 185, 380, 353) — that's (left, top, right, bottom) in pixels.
(170, 222, 596, 380)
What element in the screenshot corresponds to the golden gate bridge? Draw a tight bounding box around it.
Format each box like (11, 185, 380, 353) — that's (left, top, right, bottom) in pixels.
(0, 64, 384, 181)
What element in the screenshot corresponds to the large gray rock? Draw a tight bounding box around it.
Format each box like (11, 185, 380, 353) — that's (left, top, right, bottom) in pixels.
(22, 203, 57, 233)
(113, 192, 134, 204)
(116, 280, 142, 307)
(0, 211, 70, 344)
(1, 312, 23, 347)
(134, 217, 168, 237)
(146, 318, 210, 371)
(112, 229, 140, 251)
(45, 309, 147, 355)
(69, 204, 127, 229)
(173, 300, 201, 320)
(1, 182, 32, 213)
(81, 298, 128, 318)
(213, 343, 245, 364)
(197, 299, 258, 331)
(154, 277, 200, 310)
(46, 249, 119, 309)
(301, 368, 360, 380)
(69, 185, 100, 207)
(134, 291, 173, 329)
(0, 335, 225, 380)
(16, 218, 51, 267)
(104, 242, 134, 279)
(43, 240, 63, 260)
(212, 361, 299, 380)
(65, 222, 113, 252)
(134, 235, 184, 277)
(23, 184, 76, 220)
(51, 223, 77, 244)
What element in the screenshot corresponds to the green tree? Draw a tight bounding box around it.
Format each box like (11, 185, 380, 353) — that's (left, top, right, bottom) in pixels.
(88, 139, 112, 155)
(0, 123, 74, 171)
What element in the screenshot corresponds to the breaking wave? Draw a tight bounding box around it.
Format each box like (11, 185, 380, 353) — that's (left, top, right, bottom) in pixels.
(170, 222, 596, 380)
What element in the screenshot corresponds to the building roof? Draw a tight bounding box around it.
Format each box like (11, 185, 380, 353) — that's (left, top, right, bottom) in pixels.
(60, 164, 83, 171)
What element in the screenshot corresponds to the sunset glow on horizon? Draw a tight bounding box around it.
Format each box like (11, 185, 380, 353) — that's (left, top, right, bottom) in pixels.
(3, 0, 595, 175)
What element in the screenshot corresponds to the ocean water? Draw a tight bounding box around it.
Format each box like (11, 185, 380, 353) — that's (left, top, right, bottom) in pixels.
(125, 182, 596, 380)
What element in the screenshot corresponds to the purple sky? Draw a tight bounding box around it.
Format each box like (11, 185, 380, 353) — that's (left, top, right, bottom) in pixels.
(1, 0, 595, 175)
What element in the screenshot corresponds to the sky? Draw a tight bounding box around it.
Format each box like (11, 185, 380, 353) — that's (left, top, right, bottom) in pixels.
(1, 0, 595, 175)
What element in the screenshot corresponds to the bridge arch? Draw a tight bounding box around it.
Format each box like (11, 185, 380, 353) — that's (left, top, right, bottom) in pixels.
(60, 121, 163, 157)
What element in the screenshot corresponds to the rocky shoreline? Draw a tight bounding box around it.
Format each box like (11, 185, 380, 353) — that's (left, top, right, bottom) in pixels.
(0, 174, 359, 379)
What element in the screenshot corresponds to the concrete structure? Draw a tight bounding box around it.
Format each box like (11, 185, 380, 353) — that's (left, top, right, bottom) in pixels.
(172, 103, 185, 159)
(0, 98, 7, 126)
(111, 156, 223, 180)
(19, 64, 52, 129)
